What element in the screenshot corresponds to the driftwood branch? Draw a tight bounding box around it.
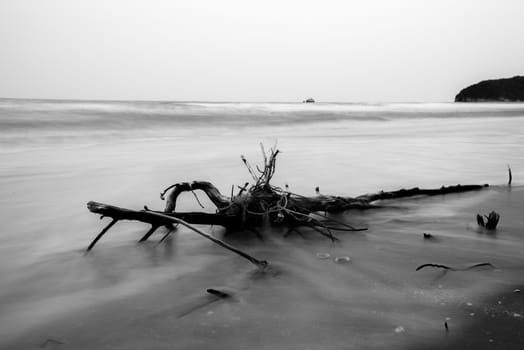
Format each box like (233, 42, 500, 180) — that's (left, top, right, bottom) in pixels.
(358, 184, 489, 203)
(86, 201, 267, 268)
(162, 181, 488, 216)
(87, 218, 117, 251)
(88, 201, 236, 227)
(161, 181, 231, 213)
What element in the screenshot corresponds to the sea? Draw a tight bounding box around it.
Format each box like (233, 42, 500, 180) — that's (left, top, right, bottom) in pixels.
(1, 99, 524, 349)
(2, 99, 523, 191)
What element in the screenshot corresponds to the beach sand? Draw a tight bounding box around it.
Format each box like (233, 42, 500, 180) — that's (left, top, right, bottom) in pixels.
(1, 181, 523, 349)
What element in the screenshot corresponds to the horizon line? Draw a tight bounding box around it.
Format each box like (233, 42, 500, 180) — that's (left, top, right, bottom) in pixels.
(0, 96, 456, 104)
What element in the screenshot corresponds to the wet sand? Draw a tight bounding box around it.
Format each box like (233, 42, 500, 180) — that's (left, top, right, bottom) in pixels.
(2, 183, 523, 349)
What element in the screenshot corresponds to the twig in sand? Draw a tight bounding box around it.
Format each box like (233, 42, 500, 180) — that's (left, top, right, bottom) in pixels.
(40, 338, 64, 348)
(207, 288, 231, 299)
(416, 262, 496, 271)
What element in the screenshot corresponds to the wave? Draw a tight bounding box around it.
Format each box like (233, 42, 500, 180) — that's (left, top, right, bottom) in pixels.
(2, 98, 524, 128)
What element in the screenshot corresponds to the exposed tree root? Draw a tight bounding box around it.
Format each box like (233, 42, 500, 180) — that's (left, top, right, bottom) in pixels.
(86, 145, 490, 267)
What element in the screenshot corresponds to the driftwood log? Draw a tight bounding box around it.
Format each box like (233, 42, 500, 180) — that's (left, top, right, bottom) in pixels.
(86, 145, 489, 267)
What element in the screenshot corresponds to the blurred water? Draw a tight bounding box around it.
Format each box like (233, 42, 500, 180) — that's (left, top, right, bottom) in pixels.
(2, 99, 523, 188)
(1, 99, 524, 349)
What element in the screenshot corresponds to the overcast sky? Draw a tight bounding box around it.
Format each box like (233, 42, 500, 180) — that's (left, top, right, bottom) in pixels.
(1, 0, 523, 102)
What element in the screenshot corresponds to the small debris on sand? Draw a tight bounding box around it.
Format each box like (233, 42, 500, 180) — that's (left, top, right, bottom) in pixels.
(394, 326, 405, 334)
(334, 256, 351, 263)
(40, 338, 64, 348)
(207, 289, 231, 299)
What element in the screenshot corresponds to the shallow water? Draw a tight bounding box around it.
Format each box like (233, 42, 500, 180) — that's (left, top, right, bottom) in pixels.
(1, 99, 524, 348)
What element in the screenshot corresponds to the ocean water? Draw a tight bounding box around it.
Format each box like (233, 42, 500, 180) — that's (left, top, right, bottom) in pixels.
(1, 99, 524, 349)
(2, 99, 523, 191)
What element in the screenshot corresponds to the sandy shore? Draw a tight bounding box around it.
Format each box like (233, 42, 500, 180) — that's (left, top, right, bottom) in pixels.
(1, 184, 523, 349)
(2, 100, 524, 349)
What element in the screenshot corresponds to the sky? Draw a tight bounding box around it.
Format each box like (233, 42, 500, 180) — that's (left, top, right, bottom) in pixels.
(1, 0, 523, 102)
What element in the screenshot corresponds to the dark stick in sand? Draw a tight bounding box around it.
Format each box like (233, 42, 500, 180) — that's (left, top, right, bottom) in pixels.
(177, 289, 233, 318)
(416, 262, 496, 271)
